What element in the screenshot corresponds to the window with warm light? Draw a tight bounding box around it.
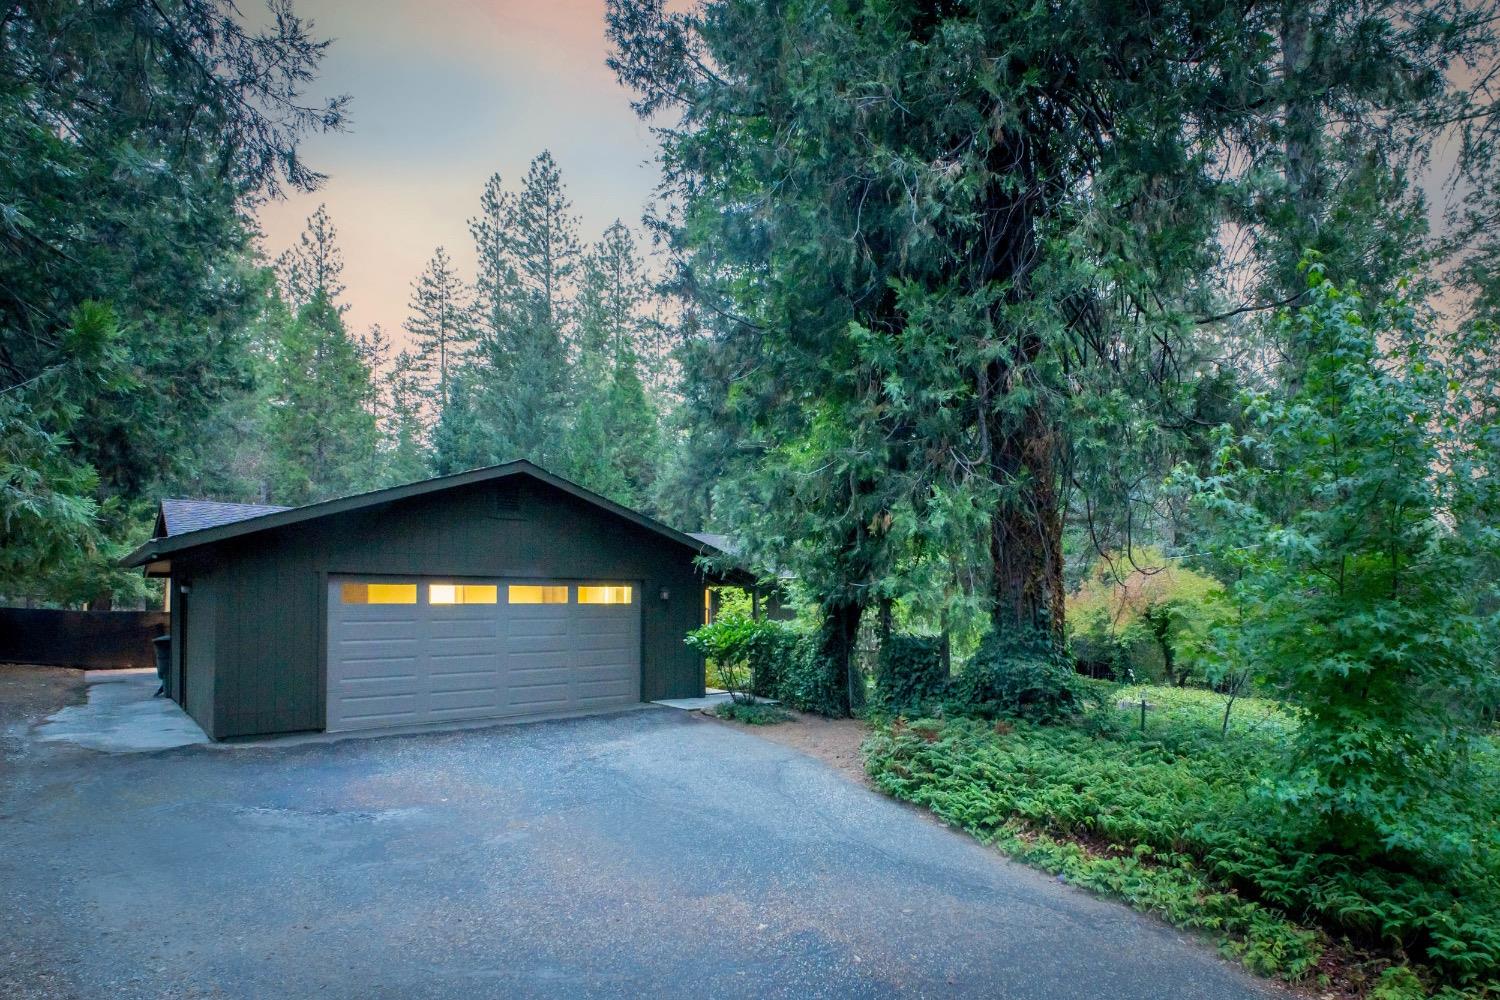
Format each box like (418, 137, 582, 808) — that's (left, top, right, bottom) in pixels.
(704, 588, 712, 625)
(578, 585, 633, 605)
(340, 582, 418, 605)
(508, 584, 569, 604)
(429, 583, 498, 605)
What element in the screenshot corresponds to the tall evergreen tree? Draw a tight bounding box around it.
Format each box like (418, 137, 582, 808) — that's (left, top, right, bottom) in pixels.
(406, 246, 474, 412)
(470, 172, 518, 359)
(436, 154, 582, 472)
(276, 204, 347, 309)
(511, 151, 582, 329)
(565, 222, 661, 505)
(0, 0, 344, 604)
(380, 348, 431, 485)
(265, 208, 382, 505)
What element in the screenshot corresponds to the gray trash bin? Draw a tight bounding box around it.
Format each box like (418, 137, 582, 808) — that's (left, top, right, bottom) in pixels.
(152, 634, 170, 696)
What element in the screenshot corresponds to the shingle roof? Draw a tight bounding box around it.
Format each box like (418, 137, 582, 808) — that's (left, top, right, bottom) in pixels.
(158, 499, 290, 538)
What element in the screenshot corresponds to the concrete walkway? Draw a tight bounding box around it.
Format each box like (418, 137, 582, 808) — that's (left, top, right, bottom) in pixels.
(652, 690, 735, 711)
(35, 669, 208, 753)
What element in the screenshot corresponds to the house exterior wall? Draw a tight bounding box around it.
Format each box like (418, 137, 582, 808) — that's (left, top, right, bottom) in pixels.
(182, 571, 218, 736)
(174, 476, 710, 739)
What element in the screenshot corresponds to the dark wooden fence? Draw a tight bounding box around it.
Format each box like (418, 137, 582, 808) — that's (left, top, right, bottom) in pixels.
(0, 609, 168, 669)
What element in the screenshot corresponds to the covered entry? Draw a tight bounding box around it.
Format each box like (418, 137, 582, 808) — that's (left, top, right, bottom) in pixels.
(327, 576, 641, 733)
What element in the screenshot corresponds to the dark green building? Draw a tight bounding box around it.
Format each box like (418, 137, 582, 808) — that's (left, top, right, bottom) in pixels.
(126, 462, 739, 740)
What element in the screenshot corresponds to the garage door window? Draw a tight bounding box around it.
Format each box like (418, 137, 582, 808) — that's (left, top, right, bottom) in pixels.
(429, 583, 498, 605)
(578, 585, 633, 605)
(508, 584, 569, 604)
(340, 582, 418, 604)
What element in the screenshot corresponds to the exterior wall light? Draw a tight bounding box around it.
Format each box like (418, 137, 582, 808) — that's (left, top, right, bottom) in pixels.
(659, 587, 670, 601)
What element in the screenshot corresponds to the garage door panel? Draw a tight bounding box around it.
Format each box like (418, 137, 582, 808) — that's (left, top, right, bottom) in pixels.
(577, 680, 635, 701)
(509, 687, 571, 712)
(338, 693, 422, 726)
(327, 577, 640, 733)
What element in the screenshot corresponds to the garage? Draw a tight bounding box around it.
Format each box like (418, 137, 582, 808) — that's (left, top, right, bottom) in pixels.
(326, 576, 641, 732)
(124, 461, 746, 740)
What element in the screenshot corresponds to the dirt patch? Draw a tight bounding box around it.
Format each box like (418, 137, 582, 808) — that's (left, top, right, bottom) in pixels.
(0, 664, 82, 729)
(700, 707, 874, 786)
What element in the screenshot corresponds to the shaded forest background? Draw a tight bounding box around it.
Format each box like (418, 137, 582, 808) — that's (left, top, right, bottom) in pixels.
(3, 0, 1498, 655)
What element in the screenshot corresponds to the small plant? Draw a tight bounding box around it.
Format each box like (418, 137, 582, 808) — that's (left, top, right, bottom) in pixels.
(685, 613, 761, 702)
(713, 700, 792, 725)
(862, 684, 1500, 993)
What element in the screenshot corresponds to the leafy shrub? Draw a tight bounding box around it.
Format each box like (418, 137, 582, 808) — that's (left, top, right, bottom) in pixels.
(713, 700, 791, 725)
(949, 629, 1084, 723)
(1185, 271, 1500, 867)
(873, 633, 948, 712)
(688, 615, 847, 716)
(685, 613, 762, 700)
(775, 639, 843, 716)
(1066, 547, 1223, 684)
(741, 618, 802, 700)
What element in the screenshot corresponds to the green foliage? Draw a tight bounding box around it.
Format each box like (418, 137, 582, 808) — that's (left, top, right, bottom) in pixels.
(872, 634, 948, 714)
(263, 209, 385, 506)
(1186, 266, 1500, 865)
(0, 0, 343, 603)
(774, 638, 844, 717)
(949, 630, 1085, 724)
(1066, 548, 1224, 684)
(606, 0, 1492, 657)
(864, 686, 1500, 991)
(685, 612, 762, 701)
(405, 246, 475, 413)
(688, 613, 847, 716)
(431, 160, 669, 511)
(741, 618, 803, 702)
(713, 700, 791, 725)
(564, 222, 662, 507)
(435, 152, 579, 475)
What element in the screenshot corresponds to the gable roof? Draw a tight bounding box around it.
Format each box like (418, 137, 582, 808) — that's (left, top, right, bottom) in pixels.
(157, 499, 290, 538)
(124, 460, 735, 573)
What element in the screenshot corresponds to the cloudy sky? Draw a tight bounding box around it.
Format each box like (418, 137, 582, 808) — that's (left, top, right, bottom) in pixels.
(256, 0, 662, 350)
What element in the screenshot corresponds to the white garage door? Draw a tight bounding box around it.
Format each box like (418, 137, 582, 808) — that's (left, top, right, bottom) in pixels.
(325, 577, 641, 733)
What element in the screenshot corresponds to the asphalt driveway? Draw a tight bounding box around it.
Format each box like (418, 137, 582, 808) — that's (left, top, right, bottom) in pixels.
(0, 666, 1280, 999)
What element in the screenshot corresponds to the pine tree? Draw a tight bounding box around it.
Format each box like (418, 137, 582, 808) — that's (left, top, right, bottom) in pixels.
(510, 151, 581, 328)
(380, 348, 431, 485)
(469, 172, 518, 360)
(566, 221, 660, 505)
(437, 154, 581, 472)
(264, 208, 383, 505)
(405, 246, 474, 412)
(276, 204, 347, 310)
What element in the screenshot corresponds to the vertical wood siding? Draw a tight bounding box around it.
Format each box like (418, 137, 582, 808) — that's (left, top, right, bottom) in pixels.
(194, 478, 711, 738)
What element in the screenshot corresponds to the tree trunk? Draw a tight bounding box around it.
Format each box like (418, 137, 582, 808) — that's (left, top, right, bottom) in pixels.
(817, 599, 864, 718)
(986, 403, 1065, 641)
(1281, 1, 1319, 228)
(975, 124, 1066, 645)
